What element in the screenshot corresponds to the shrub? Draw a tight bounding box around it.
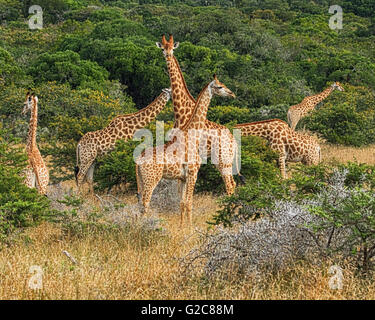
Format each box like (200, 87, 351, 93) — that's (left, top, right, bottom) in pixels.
(29, 50, 109, 90)
(183, 199, 318, 278)
(207, 104, 289, 125)
(0, 47, 23, 85)
(308, 169, 375, 274)
(95, 140, 138, 192)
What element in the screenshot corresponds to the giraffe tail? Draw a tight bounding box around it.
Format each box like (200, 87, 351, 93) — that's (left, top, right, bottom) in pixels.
(135, 163, 142, 202)
(74, 143, 80, 185)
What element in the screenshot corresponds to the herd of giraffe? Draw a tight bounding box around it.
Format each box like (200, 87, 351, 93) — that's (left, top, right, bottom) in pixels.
(21, 35, 345, 224)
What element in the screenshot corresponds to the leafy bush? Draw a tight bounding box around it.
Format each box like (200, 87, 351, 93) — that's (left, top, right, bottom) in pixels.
(95, 140, 138, 192)
(207, 104, 289, 125)
(0, 47, 23, 85)
(29, 50, 109, 90)
(0, 128, 52, 242)
(308, 169, 375, 274)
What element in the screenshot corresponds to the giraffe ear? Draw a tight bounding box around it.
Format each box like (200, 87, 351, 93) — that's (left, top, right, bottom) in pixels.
(173, 42, 179, 49)
(156, 42, 163, 49)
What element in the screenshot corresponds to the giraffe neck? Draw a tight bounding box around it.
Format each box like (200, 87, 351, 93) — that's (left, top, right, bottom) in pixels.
(106, 90, 169, 143)
(130, 91, 169, 126)
(183, 82, 212, 130)
(166, 55, 195, 128)
(26, 103, 38, 152)
(311, 86, 334, 106)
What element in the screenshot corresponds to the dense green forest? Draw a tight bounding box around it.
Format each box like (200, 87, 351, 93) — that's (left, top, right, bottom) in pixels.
(0, 0, 374, 188)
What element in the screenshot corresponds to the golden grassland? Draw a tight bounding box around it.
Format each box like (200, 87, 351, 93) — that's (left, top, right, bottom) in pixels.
(1, 143, 375, 300)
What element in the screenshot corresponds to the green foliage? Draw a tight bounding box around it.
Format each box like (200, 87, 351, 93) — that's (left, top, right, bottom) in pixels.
(213, 161, 375, 274)
(207, 104, 289, 125)
(306, 168, 375, 274)
(0, 47, 22, 84)
(55, 194, 119, 238)
(0, 128, 52, 242)
(211, 174, 286, 227)
(95, 140, 139, 192)
(29, 50, 109, 89)
(78, 38, 169, 107)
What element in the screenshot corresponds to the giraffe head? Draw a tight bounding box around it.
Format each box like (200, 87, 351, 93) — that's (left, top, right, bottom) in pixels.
(210, 74, 236, 98)
(331, 82, 344, 92)
(156, 34, 179, 59)
(22, 91, 38, 115)
(162, 88, 172, 99)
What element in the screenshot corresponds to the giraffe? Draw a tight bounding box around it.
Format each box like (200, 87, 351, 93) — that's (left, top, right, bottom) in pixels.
(156, 35, 244, 195)
(22, 92, 49, 195)
(287, 82, 344, 130)
(234, 119, 321, 179)
(136, 75, 235, 225)
(75, 88, 171, 194)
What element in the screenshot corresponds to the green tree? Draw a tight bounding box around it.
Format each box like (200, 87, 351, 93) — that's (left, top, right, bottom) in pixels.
(29, 50, 109, 89)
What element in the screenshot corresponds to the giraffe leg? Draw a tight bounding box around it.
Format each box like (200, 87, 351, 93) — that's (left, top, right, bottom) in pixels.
(77, 158, 95, 195)
(24, 166, 36, 189)
(184, 168, 199, 226)
(36, 165, 49, 196)
(139, 166, 163, 216)
(179, 179, 187, 226)
(291, 113, 299, 131)
(142, 182, 160, 216)
(279, 154, 287, 179)
(86, 163, 95, 195)
(215, 163, 235, 195)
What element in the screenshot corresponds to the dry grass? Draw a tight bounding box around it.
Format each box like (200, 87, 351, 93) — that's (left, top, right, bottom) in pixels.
(1, 144, 375, 300)
(321, 143, 375, 165)
(0, 192, 374, 300)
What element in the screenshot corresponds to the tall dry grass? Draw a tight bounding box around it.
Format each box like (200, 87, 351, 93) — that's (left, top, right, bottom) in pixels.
(321, 143, 375, 165)
(1, 144, 375, 300)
